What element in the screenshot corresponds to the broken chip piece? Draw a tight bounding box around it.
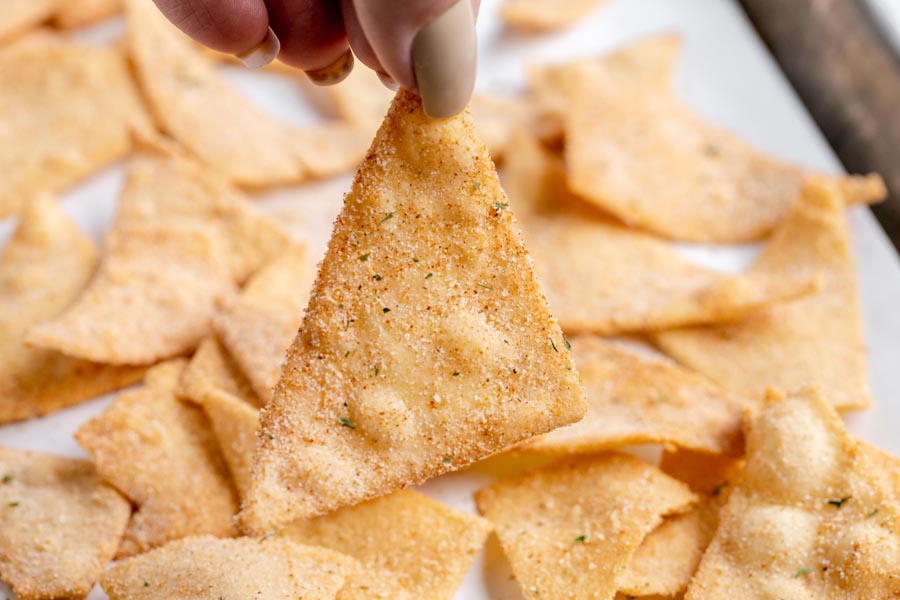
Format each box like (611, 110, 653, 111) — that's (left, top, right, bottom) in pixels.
(75, 360, 238, 557)
(476, 453, 697, 600)
(239, 90, 586, 533)
(0, 446, 131, 600)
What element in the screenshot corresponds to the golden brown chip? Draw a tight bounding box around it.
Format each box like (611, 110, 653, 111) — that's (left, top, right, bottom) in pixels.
(101, 535, 353, 600)
(114, 155, 290, 283)
(500, 0, 603, 31)
(334, 560, 415, 600)
(197, 388, 259, 500)
(178, 337, 260, 408)
(685, 388, 900, 599)
(0, 446, 130, 600)
(0, 33, 153, 218)
(526, 336, 746, 456)
(0, 195, 144, 424)
(282, 489, 492, 599)
(475, 453, 697, 600)
(214, 245, 315, 402)
(504, 131, 818, 334)
(126, 0, 368, 186)
(54, 0, 121, 28)
(563, 36, 886, 242)
(75, 360, 238, 557)
(659, 447, 745, 497)
(27, 222, 235, 364)
(240, 90, 586, 533)
(654, 179, 872, 411)
(0, 1, 58, 42)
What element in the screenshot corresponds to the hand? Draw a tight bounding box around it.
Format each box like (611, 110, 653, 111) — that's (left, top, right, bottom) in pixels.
(152, 0, 479, 117)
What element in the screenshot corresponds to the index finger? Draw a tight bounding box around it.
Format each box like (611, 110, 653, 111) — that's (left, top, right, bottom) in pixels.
(152, 0, 269, 55)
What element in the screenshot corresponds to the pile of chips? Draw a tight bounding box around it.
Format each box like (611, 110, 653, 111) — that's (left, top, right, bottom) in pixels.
(1, 1, 899, 599)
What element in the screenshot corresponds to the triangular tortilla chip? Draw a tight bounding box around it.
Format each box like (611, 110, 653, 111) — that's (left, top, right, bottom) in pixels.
(178, 337, 260, 409)
(0, 446, 131, 600)
(685, 388, 900, 599)
(526, 336, 746, 456)
(0, 195, 144, 424)
(197, 388, 259, 501)
(281, 489, 492, 599)
(0, 1, 58, 42)
(563, 36, 886, 242)
(114, 156, 290, 283)
(240, 90, 586, 533)
(503, 130, 818, 334)
(214, 245, 316, 402)
(27, 222, 235, 364)
(500, 0, 603, 31)
(101, 535, 353, 600)
(125, 0, 368, 186)
(475, 453, 697, 600)
(0, 32, 153, 217)
(654, 179, 871, 411)
(75, 361, 239, 557)
(53, 0, 121, 28)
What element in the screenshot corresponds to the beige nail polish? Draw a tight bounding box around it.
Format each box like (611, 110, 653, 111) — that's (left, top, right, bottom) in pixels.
(237, 27, 280, 69)
(412, 1, 477, 119)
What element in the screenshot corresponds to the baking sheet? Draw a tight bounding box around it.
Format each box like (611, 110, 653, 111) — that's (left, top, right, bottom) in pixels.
(2, 0, 900, 598)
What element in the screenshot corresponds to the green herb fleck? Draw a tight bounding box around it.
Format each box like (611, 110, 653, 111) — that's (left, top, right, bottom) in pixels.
(379, 212, 395, 225)
(374, 365, 380, 376)
(144, 582, 150, 588)
(566, 365, 573, 371)
(868, 509, 879, 518)
(425, 273, 433, 279)
(339, 417, 357, 429)
(344, 350, 350, 358)
(373, 274, 382, 281)
(265, 433, 274, 440)
(573, 534, 587, 544)
(383, 307, 391, 314)
(359, 253, 369, 261)
(1, 475, 12, 484)
(711, 481, 729, 497)
(476, 282, 492, 290)
(550, 337, 559, 352)
(492, 202, 508, 211)
(827, 496, 851, 508)
(452, 371, 460, 377)
(474, 181, 482, 190)
(7, 502, 19, 508)
(793, 567, 812, 578)
(442, 456, 453, 464)
(563, 334, 571, 351)
(412, 257, 419, 263)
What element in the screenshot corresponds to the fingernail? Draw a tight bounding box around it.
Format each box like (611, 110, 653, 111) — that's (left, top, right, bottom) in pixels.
(412, 0, 477, 118)
(305, 49, 355, 86)
(236, 27, 280, 69)
(377, 70, 400, 91)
